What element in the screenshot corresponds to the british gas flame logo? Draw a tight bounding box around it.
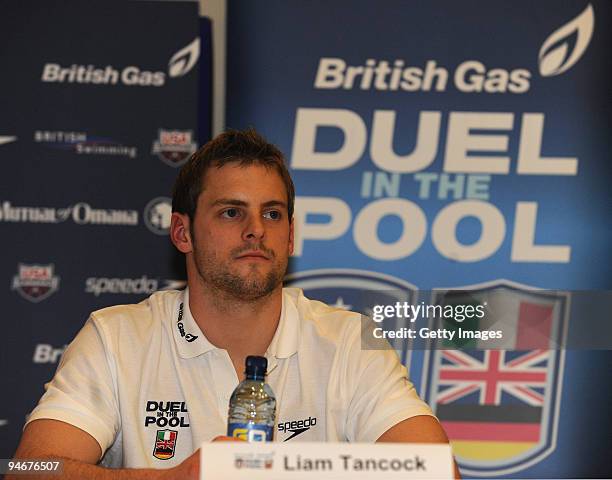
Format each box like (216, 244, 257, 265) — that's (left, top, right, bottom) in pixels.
(538, 4, 594, 77)
(168, 38, 200, 78)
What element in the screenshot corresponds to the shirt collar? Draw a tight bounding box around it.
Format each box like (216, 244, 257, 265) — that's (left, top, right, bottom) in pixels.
(267, 289, 300, 361)
(173, 288, 300, 361)
(173, 288, 217, 359)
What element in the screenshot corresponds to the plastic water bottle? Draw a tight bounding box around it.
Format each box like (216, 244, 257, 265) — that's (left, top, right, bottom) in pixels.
(227, 355, 276, 442)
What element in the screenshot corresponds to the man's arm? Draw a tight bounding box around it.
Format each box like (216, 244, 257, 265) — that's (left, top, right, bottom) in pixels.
(376, 415, 461, 479)
(375, 415, 448, 443)
(7, 419, 198, 480)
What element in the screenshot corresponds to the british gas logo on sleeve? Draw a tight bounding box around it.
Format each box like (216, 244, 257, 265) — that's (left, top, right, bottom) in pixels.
(314, 4, 594, 94)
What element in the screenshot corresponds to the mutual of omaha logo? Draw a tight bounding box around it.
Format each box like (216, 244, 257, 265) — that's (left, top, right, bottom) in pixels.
(421, 280, 569, 477)
(12, 264, 60, 303)
(152, 129, 197, 167)
(284, 268, 417, 364)
(153, 429, 178, 460)
(144, 197, 172, 235)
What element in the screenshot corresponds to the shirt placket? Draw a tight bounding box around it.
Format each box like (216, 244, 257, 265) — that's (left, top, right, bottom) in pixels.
(213, 349, 240, 424)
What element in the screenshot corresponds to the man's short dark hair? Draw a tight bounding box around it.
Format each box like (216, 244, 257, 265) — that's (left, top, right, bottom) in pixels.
(172, 128, 295, 223)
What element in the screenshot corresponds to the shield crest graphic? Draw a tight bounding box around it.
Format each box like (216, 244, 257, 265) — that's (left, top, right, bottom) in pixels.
(153, 429, 178, 460)
(284, 268, 417, 364)
(421, 280, 569, 476)
(151, 129, 196, 167)
(11, 264, 60, 303)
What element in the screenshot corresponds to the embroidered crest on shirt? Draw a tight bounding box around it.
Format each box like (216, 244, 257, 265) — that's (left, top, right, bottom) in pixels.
(153, 429, 178, 460)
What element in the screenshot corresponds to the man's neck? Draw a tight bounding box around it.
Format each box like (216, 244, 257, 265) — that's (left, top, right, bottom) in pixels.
(187, 279, 283, 378)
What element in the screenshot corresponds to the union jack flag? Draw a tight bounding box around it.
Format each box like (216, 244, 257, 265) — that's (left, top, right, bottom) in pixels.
(156, 439, 175, 449)
(437, 349, 549, 406)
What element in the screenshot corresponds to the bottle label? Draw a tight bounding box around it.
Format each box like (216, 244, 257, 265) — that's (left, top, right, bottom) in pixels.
(228, 422, 273, 442)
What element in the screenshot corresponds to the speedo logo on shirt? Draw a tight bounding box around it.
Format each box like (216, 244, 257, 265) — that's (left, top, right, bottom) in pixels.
(278, 416, 317, 441)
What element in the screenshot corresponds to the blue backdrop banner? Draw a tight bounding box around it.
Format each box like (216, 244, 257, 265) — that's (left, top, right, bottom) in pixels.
(226, 1, 611, 477)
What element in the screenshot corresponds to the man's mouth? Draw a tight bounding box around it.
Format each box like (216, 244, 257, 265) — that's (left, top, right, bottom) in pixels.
(236, 251, 270, 260)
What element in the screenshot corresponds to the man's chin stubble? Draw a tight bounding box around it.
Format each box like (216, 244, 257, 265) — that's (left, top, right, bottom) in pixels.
(199, 263, 285, 303)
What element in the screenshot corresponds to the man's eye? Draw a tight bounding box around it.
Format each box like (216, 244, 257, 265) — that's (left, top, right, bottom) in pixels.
(222, 208, 240, 218)
(264, 211, 281, 220)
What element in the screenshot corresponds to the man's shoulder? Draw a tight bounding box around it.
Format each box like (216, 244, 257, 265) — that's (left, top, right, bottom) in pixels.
(89, 289, 182, 332)
(283, 287, 362, 344)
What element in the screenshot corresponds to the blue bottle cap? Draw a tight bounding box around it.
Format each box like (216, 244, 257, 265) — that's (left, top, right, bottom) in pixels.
(245, 355, 267, 380)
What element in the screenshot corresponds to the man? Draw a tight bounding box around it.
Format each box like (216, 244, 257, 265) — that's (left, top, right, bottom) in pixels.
(11, 129, 454, 479)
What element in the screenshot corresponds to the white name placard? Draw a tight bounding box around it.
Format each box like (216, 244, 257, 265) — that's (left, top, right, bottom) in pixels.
(200, 442, 453, 479)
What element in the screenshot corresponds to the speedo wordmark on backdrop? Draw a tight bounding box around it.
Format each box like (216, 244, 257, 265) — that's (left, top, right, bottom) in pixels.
(84, 276, 185, 296)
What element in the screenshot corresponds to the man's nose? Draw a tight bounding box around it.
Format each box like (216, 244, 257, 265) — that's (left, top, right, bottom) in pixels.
(242, 214, 265, 241)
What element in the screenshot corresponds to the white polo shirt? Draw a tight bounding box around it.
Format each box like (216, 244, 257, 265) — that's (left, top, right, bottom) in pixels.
(27, 288, 433, 468)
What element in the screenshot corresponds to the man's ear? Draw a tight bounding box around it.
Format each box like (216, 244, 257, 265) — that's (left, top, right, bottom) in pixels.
(170, 212, 193, 254)
(288, 218, 295, 256)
